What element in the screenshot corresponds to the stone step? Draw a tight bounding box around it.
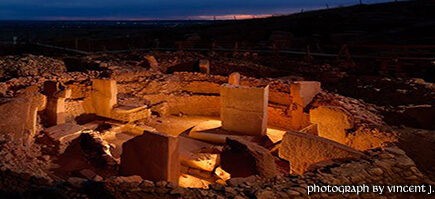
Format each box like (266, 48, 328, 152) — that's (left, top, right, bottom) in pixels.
(44, 123, 85, 142)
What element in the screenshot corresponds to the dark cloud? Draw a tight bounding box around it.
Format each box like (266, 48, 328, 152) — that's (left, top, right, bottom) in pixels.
(0, 0, 390, 20)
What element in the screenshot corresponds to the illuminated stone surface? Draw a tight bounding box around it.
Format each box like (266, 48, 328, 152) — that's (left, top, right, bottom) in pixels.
(188, 120, 255, 144)
(0, 86, 46, 148)
(289, 81, 321, 130)
(120, 131, 180, 184)
(91, 79, 117, 118)
(214, 166, 231, 181)
(86, 79, 150, 122)
(291, 81, 321, 108)
(220, 84, 269, 136)
(178, 173, 212, 189)
(43, 123, 85, 154)
(43, 81, 72, 126)
(111, 105, 151, 122)
(228, 72, 240, 85)
(310, 106, 354, 144)
(179, 136, 221, 172)
(278, 131, 364, 174)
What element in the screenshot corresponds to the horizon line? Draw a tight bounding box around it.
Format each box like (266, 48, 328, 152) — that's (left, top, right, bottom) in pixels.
(0, 1, 395, 21)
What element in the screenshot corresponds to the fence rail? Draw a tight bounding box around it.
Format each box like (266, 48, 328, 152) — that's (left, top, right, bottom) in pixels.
(33, 41, 435, 62)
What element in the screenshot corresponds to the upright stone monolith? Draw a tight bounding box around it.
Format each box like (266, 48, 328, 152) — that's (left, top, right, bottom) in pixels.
(220, 84, 269, 136)
(120, 131, 180, 184)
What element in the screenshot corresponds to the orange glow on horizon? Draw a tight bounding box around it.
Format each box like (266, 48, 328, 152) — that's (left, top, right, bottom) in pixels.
(38, 14, 273, 21)
(192, 14, 272, 20)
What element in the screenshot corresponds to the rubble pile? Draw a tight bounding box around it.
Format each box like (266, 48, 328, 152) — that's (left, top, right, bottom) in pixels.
(0, 134, 51, 181)
(334, 76, 435, 106)
(88, 51, 279, 78)
(0, 54, 67, 81)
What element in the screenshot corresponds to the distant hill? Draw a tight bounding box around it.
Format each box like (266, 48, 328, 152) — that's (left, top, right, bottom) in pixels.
(191, 0, 435, 46)
(1, 1, 434, 54)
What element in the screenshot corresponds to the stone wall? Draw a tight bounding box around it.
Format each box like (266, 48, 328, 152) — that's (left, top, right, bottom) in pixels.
(59, 72, 396, 152)
(310, 92, 398, 150)
(114, 72, 315, 131)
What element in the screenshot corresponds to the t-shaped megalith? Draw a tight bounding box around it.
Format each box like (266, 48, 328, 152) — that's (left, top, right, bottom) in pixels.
(0, 86, 46, 148)
(120, 131, 180, 184)
(289, 81, 321, 130)
(43, 81, 71, 127)
(91, 79, 117, 118)
(220, 84, 269, 136)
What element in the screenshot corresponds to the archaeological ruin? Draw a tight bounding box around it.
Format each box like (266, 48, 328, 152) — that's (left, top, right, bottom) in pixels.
(1, 2, 435, 198)
(0, 50, 433, 199)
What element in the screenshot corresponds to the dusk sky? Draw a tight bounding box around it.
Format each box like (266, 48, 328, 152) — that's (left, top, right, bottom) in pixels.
(0, 0, 391, 20)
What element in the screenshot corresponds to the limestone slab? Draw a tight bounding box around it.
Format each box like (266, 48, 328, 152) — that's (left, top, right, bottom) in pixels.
(179, 136, 222, 171)
(278, 131, 364, 174)
(290, 81, 321, 108)
(310, 106, 353, 144)
(221, 108, 267, 135)
(188, 120, 255, 144)
(111, 105, 151, 122)
(220, 84, 269, 136)
(220, 84, 268, 112)
(120, 131, 180, 184)
(92, 79, 117, 97)
(44, 123, 85, 141)
(289, 81, 321, 130)
(0, 86, 46, 147)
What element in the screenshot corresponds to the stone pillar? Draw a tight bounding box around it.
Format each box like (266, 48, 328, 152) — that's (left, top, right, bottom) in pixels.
(145, 55, 163, 72)
(91, 79, 117, 118)
(87, 79, 150, 122)
(289, 81, 321, 130)
(220, 84, 269, 136)
(43, 81, 71, 127)
(120, 131, 180, 184)
(199, 59, 210, 74)
(228, 72, 240, 86)
(0, 86, 46, 148)
(45, 98, 65, 126)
